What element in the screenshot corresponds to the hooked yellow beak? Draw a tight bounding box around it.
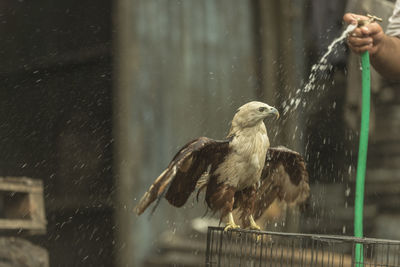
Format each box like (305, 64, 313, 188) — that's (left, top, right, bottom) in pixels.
(269, 107, 280, 119)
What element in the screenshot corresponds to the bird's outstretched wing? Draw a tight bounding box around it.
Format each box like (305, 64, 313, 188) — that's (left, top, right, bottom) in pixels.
(253, 146, 310, 220)
(135, 137, 231, 215)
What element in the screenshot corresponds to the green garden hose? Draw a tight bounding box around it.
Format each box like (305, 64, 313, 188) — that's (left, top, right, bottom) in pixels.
(353, 14, 382, 267)
(354, 50, 371, 267)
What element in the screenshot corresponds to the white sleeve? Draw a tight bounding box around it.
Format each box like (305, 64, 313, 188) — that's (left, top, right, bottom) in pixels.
(386, 0, 400, 37)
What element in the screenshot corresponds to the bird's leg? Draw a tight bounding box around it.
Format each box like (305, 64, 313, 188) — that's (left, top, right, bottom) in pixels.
(223, 212, 240, 231)
(248, 215, 261, 231)
(238, 185, 260, 230)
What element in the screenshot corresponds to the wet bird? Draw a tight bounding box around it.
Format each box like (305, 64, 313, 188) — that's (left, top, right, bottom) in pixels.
(135, 101, 309, 230)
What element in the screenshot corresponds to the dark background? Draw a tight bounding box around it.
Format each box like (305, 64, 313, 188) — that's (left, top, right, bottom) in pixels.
(0, 0, 113, 266)
(1, 0, 399, 266)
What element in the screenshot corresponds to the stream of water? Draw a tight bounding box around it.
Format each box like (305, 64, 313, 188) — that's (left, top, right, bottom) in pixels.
(282, 24, 358, 116)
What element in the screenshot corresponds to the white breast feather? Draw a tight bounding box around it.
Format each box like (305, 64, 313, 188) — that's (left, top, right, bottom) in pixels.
(216, 123, 269, 189)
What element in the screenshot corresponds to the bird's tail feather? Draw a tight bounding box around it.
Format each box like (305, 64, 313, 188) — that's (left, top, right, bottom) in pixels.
(134, 167, 176, 215)
(149, 182, 170, 217)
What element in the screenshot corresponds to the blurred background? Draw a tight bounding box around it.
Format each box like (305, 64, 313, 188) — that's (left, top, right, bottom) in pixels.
(0, 0, 399, 266)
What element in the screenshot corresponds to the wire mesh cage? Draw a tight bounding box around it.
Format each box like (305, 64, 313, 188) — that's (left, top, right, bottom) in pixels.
(206, 227, 400, 267)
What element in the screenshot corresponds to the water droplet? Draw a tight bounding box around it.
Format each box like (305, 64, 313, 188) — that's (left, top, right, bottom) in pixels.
(345, 187, 351, 197)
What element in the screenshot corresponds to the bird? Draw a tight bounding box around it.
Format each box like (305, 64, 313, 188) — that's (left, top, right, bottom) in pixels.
(135, 101, 310, 231)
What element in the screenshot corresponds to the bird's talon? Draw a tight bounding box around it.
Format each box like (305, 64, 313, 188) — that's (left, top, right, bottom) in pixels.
(249, 224, 261, 231)
(224, 212, 240, 231)
(224, 223, 240, 231)
(248, 215, 261, 231)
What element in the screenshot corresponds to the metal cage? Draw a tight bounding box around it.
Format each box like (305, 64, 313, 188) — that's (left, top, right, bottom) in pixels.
(205, 227, 400, 267)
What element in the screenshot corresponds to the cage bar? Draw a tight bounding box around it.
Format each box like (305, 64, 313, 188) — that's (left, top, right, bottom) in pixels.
(206, 227, 400, 267)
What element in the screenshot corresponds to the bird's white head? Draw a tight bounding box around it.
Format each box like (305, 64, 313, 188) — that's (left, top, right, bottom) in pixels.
(231, 101, 279, 129)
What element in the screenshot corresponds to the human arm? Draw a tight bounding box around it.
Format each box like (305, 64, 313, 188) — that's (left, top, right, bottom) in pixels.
(344, 13, 400, 80)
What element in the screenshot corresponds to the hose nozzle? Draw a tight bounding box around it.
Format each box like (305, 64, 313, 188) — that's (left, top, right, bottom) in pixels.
(357, 14, 383, 27)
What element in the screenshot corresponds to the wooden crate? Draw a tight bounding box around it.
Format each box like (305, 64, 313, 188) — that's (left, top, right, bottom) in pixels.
(0, 177, 46, 234)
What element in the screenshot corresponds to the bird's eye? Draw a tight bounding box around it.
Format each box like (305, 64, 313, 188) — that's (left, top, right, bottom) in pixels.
(258, 107, 267, 112)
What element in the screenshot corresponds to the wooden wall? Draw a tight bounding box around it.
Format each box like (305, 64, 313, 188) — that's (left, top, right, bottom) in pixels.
(114, 0, 306, 266)
(114, 0, 259, 266)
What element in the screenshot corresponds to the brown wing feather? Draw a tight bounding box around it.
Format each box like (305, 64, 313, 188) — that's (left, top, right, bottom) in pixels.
(134, 137, 230, 215)
(254, 146, 310, 220)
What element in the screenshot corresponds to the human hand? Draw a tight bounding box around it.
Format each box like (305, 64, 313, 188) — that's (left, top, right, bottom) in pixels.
(343, 13, 385, 55)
